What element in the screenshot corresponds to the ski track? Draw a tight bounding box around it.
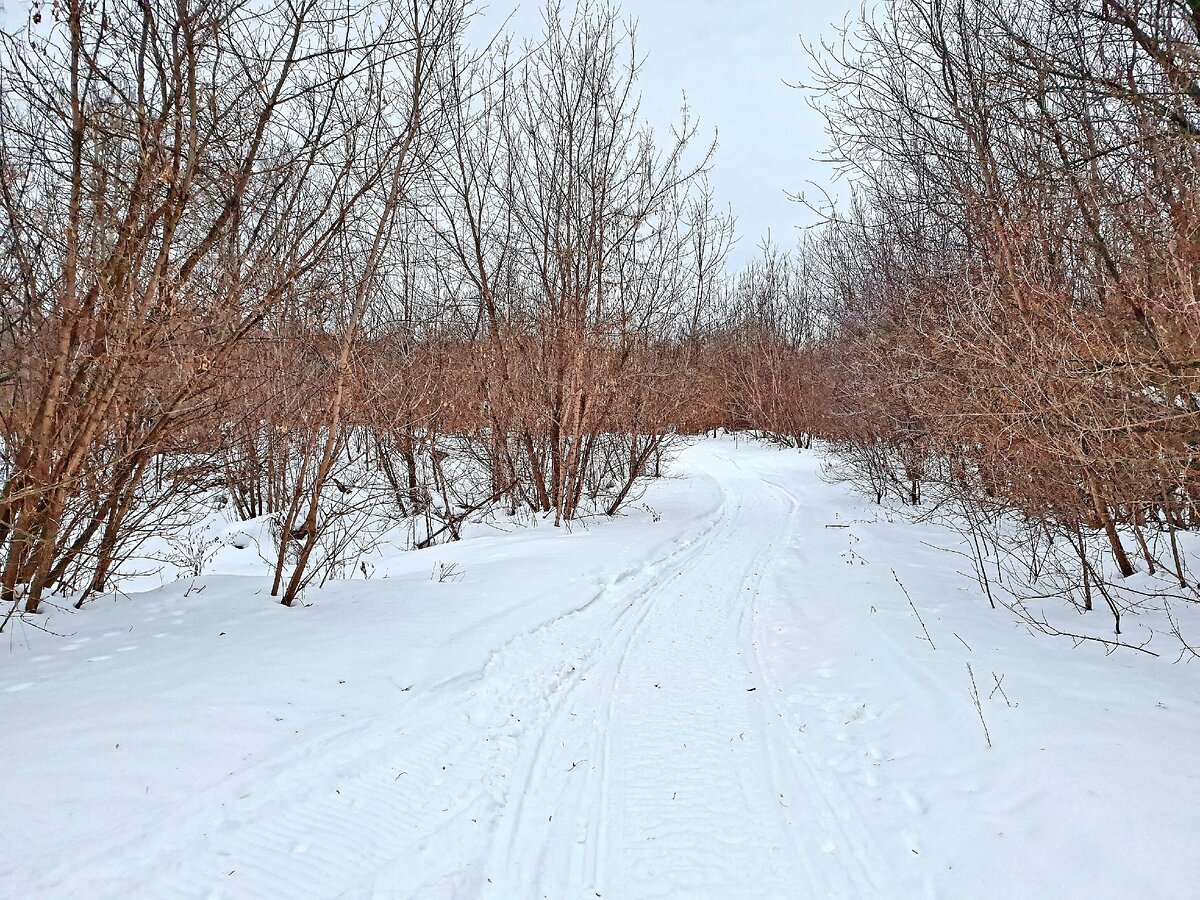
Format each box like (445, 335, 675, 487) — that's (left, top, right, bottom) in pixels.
(10, 438, 1200, 900)
(7, 444, 939, 899)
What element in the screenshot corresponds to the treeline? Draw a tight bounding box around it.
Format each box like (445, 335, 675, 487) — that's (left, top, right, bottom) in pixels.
(784, 0, 1200, 643)
(4, 0, 1198, 642)
(0, 0, 800, 615)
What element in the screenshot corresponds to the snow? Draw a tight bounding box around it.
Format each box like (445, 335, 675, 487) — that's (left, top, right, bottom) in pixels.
(2, 437, 1197, 898)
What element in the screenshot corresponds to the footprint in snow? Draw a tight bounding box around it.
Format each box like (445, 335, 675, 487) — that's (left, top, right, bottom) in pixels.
(900, 789, 928, 814)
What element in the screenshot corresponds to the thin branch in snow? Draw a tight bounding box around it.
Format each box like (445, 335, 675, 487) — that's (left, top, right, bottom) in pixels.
(893, 568, 936, 650)
(966, 662, 991, 749)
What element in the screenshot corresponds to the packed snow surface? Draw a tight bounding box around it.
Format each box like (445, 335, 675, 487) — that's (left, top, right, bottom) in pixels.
(2, 438, 1197, 898)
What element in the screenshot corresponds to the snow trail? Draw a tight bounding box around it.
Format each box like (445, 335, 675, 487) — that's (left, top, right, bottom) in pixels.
(469, 445, 881, 899)
(3, 438, 1198, 899)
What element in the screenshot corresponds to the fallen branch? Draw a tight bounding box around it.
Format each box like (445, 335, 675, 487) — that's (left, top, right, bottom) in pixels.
(416, 480, 518, 550)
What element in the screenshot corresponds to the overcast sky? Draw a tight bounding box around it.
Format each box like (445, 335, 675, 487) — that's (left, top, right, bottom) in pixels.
(468, 0, 860, 268)
(0, 0, 860, 271)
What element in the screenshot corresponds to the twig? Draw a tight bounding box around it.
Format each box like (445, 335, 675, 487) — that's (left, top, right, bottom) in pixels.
(893, 568, 936, 650)
(0, 597, 19, 634)
(966, 662, 991, 748)
(416, 480, 517, 549)
(1165, 601, 1199, 663)
(989, 672, 1017, 707)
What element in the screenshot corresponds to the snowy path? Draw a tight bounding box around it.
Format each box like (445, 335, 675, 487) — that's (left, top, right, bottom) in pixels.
(457, 449, 886, 899)
(3, 439, 1198, 899)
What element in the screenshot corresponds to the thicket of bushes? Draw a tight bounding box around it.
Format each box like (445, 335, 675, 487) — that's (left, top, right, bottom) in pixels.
(783, 0, 1200, 649)
(0, 0, 796, 614)
(3, 0, 1198, 651)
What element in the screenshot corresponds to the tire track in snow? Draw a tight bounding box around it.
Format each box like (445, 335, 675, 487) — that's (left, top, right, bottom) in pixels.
(474, 472, 738, 897)
(740, 471, 895, 897)
(596, 448, 807, 899)
(471, 443, 886, 899)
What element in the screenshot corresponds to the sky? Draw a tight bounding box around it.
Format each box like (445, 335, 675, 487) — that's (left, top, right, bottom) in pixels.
(467, 0, 861, 268)
(0, 0, 861, 271)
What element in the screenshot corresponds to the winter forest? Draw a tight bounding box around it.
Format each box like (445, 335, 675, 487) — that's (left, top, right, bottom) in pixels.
(1, 0, 1198, 897)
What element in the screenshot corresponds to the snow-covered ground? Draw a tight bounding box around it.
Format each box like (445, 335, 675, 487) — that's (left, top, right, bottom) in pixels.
(2, 438, 1197, 899)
